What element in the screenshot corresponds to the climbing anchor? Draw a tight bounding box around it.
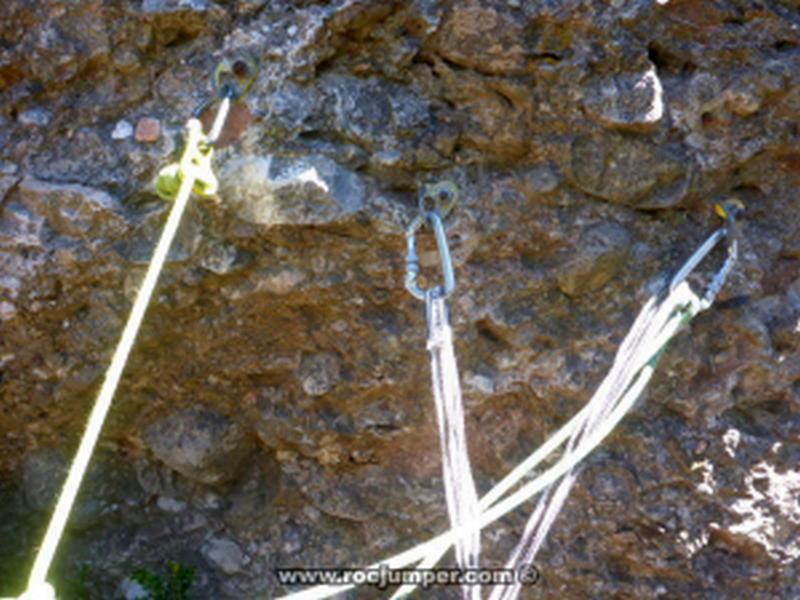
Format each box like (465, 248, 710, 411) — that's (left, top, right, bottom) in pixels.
(212, 54, 258, 101)
(156, 55, 258, 201)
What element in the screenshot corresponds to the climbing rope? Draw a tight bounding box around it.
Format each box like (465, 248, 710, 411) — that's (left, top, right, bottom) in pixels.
(279, 201, 742, 600)
(415, 200, 742, 600)
(425, 290, 481, 600)
(8, 55, 743, 597)
(405, 185, 481, 600)
(16, 95, 231, 600)
(280, 284, 726, 600)
(490, 276, 703, 599)
(490, 201, 743, 600)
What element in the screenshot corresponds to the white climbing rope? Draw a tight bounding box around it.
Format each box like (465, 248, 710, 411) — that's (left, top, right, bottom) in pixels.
(425, 291, 481, 600)
(19, 100, 230, 600)
(279, 283, 702, 600)
(397, 276, 686, 600)
(396, 218, 739, 600)
(280, 215, 739, 600)
(490, 278, 695, 600)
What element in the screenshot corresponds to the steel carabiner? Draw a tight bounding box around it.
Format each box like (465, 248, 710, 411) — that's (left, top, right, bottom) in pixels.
(405, 210, 455, 301)
(668, 199, 744, 305)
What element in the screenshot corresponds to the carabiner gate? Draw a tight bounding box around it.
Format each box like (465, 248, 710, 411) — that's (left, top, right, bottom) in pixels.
(405, 210, 455, 301)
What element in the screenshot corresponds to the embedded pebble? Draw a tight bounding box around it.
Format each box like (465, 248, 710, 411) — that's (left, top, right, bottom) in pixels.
(142, 407, 250, 484)
(202, 536, 248, 575)
(134, 117, 161, 143)
(0, 301, 16, 321)
(298, 352, 342, 396)
(111, 120, 134, 140)
(18, 109, 51, 127)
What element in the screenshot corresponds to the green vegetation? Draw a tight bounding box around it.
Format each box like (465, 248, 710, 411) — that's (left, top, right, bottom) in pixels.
(131, 561, 195, 600)
(63, 564, 91, 599)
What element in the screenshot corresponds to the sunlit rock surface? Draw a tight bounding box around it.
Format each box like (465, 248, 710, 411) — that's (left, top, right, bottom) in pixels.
(1, 0, 799, 597)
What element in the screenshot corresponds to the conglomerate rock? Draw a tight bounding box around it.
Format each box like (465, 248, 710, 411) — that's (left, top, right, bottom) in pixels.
(1, 0, 799, 598)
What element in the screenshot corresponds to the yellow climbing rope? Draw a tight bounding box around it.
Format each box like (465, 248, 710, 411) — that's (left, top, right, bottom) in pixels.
(17, 99, 230, 600)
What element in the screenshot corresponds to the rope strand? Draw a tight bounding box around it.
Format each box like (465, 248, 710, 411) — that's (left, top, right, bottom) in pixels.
(280, 284, 705, 600)
(20, 105, 229, 598)
(426, 291, 481, 599)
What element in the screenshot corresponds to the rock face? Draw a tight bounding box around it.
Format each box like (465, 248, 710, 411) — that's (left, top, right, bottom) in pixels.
(219, 154, 365, 225)
(142, 408, 251, 485)
(568, 133, 689, 207)
(1, 0, 800, 598)
(556, 222, 632, 298)
(17, 177, 128, 239)
(583, 65, 665, 131)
